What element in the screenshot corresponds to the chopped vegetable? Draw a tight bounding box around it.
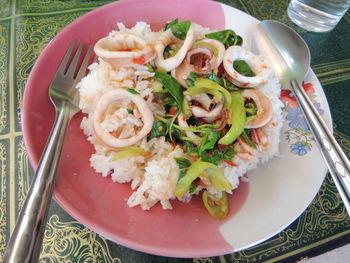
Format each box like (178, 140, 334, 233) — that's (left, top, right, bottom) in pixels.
(174, 161, 231, 198)
(110, 146, 149, 161)
(245, 101, 258, 122)
(182, 97, 192, 119)
(199, 146, 236, 165)
(202, 191, 229, 219)
(219, 91, 246, 145)
(185, 70, 238, 91)
(192, 78, 232, 108)
(233, 60, 255, 77)
(185, 86, 223, 103)
(123, 87, 140, 95)
(205, 29, 242, 47)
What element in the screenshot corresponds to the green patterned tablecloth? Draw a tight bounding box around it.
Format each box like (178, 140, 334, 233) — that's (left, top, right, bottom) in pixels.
(0, 0, 349, 262)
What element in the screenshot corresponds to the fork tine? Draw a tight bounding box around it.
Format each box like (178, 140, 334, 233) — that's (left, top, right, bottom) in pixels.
(56, 40, 76, 75)
(65, 43, 83, 77)
(74, 46, 93, 82)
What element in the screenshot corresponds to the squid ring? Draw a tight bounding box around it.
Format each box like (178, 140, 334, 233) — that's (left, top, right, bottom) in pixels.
(223, 46, 270, 88)
(242, 89, 273, 128)
(93, 89, 154, 148)
(94, 33, 156, 67)
(154, 24, 195, 72)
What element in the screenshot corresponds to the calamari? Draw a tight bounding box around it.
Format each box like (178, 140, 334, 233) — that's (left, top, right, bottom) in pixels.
(93, 88, 154, 148)
(94, 33, 156, 67)
(223, 46, 270, 88)
(172, 39, 225, 88)
(242, 89, 272, 128)
(154, 24, 194, 72)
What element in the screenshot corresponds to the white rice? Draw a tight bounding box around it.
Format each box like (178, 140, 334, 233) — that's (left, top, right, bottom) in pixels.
(77, 22, 283, 210)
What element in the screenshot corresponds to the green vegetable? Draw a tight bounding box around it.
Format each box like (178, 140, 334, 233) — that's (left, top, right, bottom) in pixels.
(199, 146, 236, 165)
(205, 29, 242, 47)
(192, 41, 219, 57)
(218, 91, 246, 145)
(185, 71, 238, 91)
(189, 180, 200, 193)
(185, 86, 223, 103)
(233, 60, 255, 77)
(182, 97, 192, 119)
(245, 102, 257, 115)
(175, 157, 202, 194)
(202, 191, 229, 219)
(241, 130, 257, 149)
(185, 71, 204, 88)
(164, 19, 191, 40)
(155, 72, 183, 109)
(145, 62, 155, 72)
(155, 114, 213, 134)
(148, 121, 168, 140)
(123, 87, 140, 95)
(164, 18, 179, 30)
(198, 130, 220, 154)
(174, 161, 231, 198)
(126, 108, 134, 114)
(110, 146, 147, 162)
(193, 78, 232, 108)
(170, 20, 191, 40)
(152, 79, 164, 92)
(245, 101, 258, 122)
(173, 129, 196, 154)
(163, 45, 178, 59)
(155, 71, 184, 139)
(175, 157, 192, 174)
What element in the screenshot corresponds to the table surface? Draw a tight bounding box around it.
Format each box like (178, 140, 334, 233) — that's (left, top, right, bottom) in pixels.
(0, 0, 349, 262)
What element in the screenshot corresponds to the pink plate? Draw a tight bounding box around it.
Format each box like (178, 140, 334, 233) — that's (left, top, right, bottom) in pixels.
(22, 0, 330, 258)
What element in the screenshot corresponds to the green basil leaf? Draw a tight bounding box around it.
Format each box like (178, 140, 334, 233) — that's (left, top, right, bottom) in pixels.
(164, 18, 179, 31)
(205, 29, 243, 48)
(155, 72, 183, 109)
(171, 20, 191, 40)
(198, 130, 221, 154)
(175, 157, 192, 180)
(199, 146, 236, 165)
(175, 157, 192, 170)
(148, 121, 168, 141)
(233, 60, 255, 77)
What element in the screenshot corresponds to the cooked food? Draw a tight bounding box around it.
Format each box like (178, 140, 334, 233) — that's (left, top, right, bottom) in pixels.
(77, 20, 283, 219)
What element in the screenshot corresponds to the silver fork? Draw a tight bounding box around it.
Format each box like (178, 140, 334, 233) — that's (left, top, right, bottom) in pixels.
(3, 40, 93, 263)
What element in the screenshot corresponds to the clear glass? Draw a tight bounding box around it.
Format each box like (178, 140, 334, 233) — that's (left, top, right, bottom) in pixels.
(287, 0, 350, 32)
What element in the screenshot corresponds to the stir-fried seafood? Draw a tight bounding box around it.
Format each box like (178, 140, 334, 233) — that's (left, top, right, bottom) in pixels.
(77, 20, 283, 219)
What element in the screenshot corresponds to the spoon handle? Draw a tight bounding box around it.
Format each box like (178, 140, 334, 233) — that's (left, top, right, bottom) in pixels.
(291, 79, 350, 214)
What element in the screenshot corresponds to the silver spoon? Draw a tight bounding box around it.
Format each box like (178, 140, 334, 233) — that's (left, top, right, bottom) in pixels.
(251, 20, 350, 214)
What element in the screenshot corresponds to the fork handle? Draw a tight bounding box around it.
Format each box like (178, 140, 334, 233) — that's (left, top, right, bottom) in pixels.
(3, 104, 72, 263)
(291, 79, 350, 214)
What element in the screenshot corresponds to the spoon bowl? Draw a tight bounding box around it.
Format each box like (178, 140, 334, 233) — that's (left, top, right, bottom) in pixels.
(251, 20, 310, 84)
(251, 20, 350, 215)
